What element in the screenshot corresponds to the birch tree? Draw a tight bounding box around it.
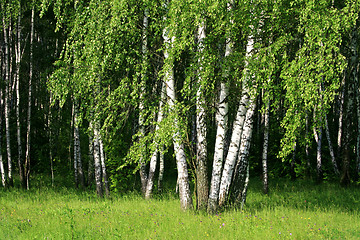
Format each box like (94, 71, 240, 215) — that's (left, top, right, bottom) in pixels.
(163, 10, 193, 209)
(2, 17, 13, 186)
(195, 19, 209, 211)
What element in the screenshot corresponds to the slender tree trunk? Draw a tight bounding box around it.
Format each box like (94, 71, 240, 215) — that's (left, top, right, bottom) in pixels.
(138, 9, 149, 195)
(207, 1, 233, 213)
(73, 103, 79, 187)
(48, 94, 54, 187)
(262, 100, 270, 194)
(324, 114, 340, 175)
(313, 122, 323, 183)
(93, 121, 103, 197)
(305, 113, 311, 177)
(15, 12, 25, 187)
(145, 82, 165, 199)
(24, 7, 34, 189)
(88, 126, 94, 187)
(73, 101, 84, 188)
(99, 138, 110, 197)
(0, 87, 5, 187)
(207, 82, 228, 213)
(195, 20, 208, 211)
(3, 19, 13, 187)
(157, 146, 165, 192)
(163, 24, 193, 210)
(337, 74, 346, 153)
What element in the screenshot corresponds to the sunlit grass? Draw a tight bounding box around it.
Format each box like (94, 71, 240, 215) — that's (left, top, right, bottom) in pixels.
(0, 179, 359, 239)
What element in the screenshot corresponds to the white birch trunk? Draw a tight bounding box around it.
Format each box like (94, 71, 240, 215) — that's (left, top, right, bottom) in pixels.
(324, 114, 339, 175)
(73, 103, 78, 187)
(88, 126, 94, 187)
(99, 137, 110, 197)
(0, 88, 5, 187)
(196, 20, 208, 210)
(208, 1, 233, 213)
(93, 121, 103, 197)
(88, 138, 94, 187)
(3, 19, 13, 186)
(73, 101, 84, 188)
(219, 19, 255, 207)
(262, 100, 270, 194)
(163, 25, 193, 210)
(218, 92, 249, 207)
(207, 82, 228, 213)
(139, 9, 149, 195)
(157, 146, 165, 192)
(337, 74, 346, 152)
(15, 13, 24, 187)
(313, 123, 323, 181)
(145, 82, 166, 199)
(25, 7, 34, 189)
(232, 98, 256, 205)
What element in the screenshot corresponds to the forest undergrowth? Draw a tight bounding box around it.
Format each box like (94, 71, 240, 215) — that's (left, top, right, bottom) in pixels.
(0, 177, 359, 239)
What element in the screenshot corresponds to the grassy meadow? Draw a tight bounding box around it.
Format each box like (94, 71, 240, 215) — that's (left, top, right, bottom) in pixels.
(0, 179, 359, 239)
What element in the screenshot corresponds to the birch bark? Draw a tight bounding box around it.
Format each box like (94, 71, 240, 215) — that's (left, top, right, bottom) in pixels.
(262, 100, 270, 194)
(99, 138, 110, 197)
(231, 96, 256, 206)
(24, 7, 34, 189)
(88, 127, 94, 187)
(163, 24, 193, 210)
(139, 9, 149, 195)
(93, 121, 103, 197)
(15, 12, 25, 187)
(0, 87, 5, 187)
(3, 19, 13, 186)
(73, 101, 84, 188)
(145, 82, 165, 199)
(196, 20, 208, 210)
(207, 81, 228, 213)
(324, 114, 339, 175)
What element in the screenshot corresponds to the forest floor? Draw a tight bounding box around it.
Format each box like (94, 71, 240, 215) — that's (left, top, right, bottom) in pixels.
(0, 178, 359, 239)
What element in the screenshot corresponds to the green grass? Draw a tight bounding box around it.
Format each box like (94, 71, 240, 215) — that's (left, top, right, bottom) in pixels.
(0, 179, 359, 239)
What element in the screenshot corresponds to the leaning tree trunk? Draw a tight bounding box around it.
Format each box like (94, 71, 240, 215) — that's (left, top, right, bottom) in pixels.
(324, 114, 340, 175)
(218, 17, 257, 207)
(195, 20, 209, 211)
(231, 93, 256, 207)
(218, 90, 249, 208)
(3, 18, 13, 187)
(24, 7, 34, 189)
(163, 24, 193, 210)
